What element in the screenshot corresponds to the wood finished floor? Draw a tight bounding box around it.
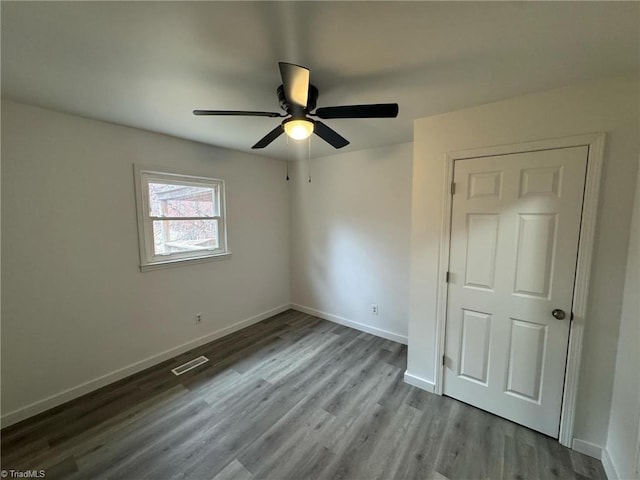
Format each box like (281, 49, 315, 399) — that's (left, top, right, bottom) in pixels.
(1, 310, 606, 480)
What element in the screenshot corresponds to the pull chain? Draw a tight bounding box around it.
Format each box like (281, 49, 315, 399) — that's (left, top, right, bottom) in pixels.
(308, 136, 312, 183)
(286, 135, 290, 181)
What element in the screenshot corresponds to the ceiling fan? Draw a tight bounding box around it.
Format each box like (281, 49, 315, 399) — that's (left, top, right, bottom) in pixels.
(193, 62, 399, 150)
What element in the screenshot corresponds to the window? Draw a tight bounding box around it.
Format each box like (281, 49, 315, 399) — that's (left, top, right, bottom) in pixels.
(134, 167, 229, 271)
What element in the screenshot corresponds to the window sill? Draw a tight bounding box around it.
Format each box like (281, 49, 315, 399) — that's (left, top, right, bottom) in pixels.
(139, 252, 232, 272)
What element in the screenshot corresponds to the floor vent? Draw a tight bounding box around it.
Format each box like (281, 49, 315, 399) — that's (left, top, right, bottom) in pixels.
(171, 355, 209, 376)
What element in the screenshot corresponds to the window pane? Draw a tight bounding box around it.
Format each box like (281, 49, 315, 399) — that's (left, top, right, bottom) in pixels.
(152, 219, 219, 255)
(148, 183, 216, 217)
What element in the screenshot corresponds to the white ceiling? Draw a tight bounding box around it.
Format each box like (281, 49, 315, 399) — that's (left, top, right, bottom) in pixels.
(2, 1, 638, 159)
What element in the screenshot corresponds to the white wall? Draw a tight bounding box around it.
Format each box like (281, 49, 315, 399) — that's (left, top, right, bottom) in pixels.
(606, 163, 640, 480)
(1, 100, 290, 423)
(408, 76, 640, 447)
(290, 143, 413, 343)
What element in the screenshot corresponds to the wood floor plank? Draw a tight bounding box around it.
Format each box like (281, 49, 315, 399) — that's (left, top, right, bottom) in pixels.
(570, 449, 608, 480)
(238, 338, 394, 474)
(503, 434, 538, 480)
(210, 459, 253, 480)
(388, 393, 453, 479)
(43, 456, 79, 480)
(270, 441, 336, 480)
(6, 385, 190, 472)
(172, 329, 375, 479)
(1, 310, 607, 480)
(240, 408, 336, 479)
(346, 402, 420, 480)
(70, 396, 214, 479)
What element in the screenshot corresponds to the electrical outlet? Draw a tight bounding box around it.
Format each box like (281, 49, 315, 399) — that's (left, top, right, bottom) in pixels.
(371, 304, 378, 315)
(195, 313, 203, 325)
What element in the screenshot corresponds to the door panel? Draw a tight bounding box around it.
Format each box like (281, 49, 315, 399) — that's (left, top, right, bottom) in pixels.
(469, 171, 503, 199)
(444, 146, 588, 437)
(513, 213, 557, 298)
(520, 166, 562, 197)
(465, 214, 500, 290)
(459, 309, 492, 385)
(505, 318, 546, 402)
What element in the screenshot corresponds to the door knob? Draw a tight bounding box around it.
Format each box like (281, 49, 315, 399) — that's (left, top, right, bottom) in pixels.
(552, 309, 566, 320)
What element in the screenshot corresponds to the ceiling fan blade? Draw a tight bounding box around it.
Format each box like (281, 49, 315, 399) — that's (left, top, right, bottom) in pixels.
(313, 121, 349, 149)
(252, 125, 284, 149)
(279, 62, 309, 108)
(314, 103, 399, 119)
(193, 110, 284, 118)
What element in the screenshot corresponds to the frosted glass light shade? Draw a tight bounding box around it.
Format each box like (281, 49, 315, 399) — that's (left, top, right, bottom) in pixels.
(284, 119, 314, 140)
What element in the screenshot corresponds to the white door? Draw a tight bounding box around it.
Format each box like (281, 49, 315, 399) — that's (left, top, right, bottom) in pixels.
(443, 146, 588, 437)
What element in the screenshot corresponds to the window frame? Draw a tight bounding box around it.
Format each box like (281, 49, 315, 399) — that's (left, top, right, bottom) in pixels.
(134, 166, 230, 272)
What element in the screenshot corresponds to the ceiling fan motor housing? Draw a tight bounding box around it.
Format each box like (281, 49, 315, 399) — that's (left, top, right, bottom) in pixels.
(278, 84, 318, 116)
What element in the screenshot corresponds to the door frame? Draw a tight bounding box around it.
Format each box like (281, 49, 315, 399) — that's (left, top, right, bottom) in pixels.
(433, 133, 605, 447)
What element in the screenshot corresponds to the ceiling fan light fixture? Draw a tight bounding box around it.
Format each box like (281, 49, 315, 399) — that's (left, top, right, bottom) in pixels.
(283, 118, 314, 140)
(194, 62, 397, 149)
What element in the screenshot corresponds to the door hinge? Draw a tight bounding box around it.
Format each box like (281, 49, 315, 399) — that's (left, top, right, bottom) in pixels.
(442, 355, 446, 366)
(570, 311, 574, 321)
(445, 271, 450, 283)
(451, 182, 456, 195)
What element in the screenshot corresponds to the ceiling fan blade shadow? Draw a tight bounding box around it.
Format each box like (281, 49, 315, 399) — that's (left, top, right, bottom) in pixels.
(193, 110, 284, 118)
(252, 125, 284, 149)
(279, 62, 309, 108)
(314, 103, 399, 119)
(313, 121, 349, 149)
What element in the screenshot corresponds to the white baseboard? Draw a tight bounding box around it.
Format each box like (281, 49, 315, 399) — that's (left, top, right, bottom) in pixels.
(1, 304, 291, 429)
(601, 447, 620, 480)
(572, 438, 603, 460)
(403, 371, 436, 393)
(290, 304, 408, 345)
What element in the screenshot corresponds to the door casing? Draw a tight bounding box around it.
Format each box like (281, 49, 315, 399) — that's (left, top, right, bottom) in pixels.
(433, 133, 605, 447)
